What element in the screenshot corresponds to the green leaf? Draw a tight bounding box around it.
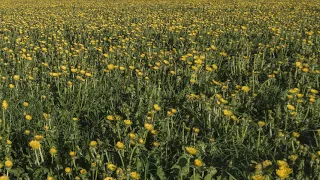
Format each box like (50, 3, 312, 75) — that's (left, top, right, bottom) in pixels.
(33, 167, 49, 178)
(204, 167, 217, 180)
(190, 172, 201, 179)
(171, 155, 190, 177)
(156, 166, 166, 180)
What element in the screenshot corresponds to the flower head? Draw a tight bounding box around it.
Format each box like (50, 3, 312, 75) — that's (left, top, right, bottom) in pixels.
(185, 146, 197, 155)
(29, 140, 41, 149)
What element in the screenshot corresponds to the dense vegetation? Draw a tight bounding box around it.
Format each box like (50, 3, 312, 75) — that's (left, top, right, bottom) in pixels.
(0, 0, 319, 179)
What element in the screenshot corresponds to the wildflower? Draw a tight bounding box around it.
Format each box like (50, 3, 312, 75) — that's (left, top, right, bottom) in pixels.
(219, 52, 228, 57)
(223, 109, 233, 117)
(23, 101, 29, 107)
(297, 94, 304, 98)
(106, 115, 114, 121)
(310, 89, 318, 94)
(124, 119, 132, 126)
(292, 132, 300, 138)
(69, 151, 76, 158)
(241, 86, 250, 92)
(72, 117, 78, 121)
(25, 114, 32, 121)
(138, 138, 144, 144)
(115, 141, 125, 149)
(49, 147, 57, 156)
(258, 121, 265, 128)
(34, 135, 44, 141)
(153, 104, 161, 111)
(107, 64, 115, 70)
(277, 160, 288, 167)
(130, 171, 140, 180)
(6, 140, 12, 145)
(194, 159, 203, 167)
(153, 141, 160, 147)
(287, 95, 293, 99)
(89, 141, 97, 148)
(193, 128, 200, 133)
(80, 169, 87, 175)
(2, 100, 8, 110)
(151, 130, 158, 135)
(5, 160, 13, 168)
(29, 140, 41, 149)
(85, 72, 92, 77)
(289, 88, 299, 94)
(252, 174, 264, 180)
(0, 175, 9, 180)
(144, 123, 154, 131)
(287, 104, 295, 110)
(276, 166, 292, 179)
(65, 167, 72, 174)
(185, 147, 197, 155)
(107, 163, 117, 171)
(129, 132, 136, 139)
(212, 64, 218, 70)
(104, 177, 115, 180)
(9, 84, 15, 89)
(13, 75, 20, 80)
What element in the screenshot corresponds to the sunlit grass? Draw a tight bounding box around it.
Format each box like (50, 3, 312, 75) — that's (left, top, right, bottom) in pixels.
(0, 0, 319, 179)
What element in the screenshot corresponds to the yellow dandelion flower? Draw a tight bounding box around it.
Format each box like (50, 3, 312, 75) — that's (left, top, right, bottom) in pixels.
(69, 151, 76, 158)
(310, 89, 318, 94)
(124, 119, 132, 126)
(4, 160, 13, 168)
(223, 109, 233, 117)
(185, 147, 197, 155)
(241, 86, 250, 92)
(194, 159, 203, 167)
(13, 75, 20, 81)
(89, 141, 97, 147)
(49, 147, 57, 156)
(115, 141, 125, 150)
(9, 84, 15, 89)
(129, 132, 136, 139)
(2, 100, 8, 110)
(287, 104, 295, 110)
(65, 167, 72, 173)
(276, 166, 292, 179)
(0, 175, 9, 180)
(292, 132, 300, 138)
(106, 115, 114, 121)
(258, 121, 265, 128)
(144, 123, 154, 131)
(23, 101, 29, 107)
(80, 169, 87, 175)
(277, 160, 288, 167)
(130, 171, 140, 180)
(107, 163, 117, 171)
(25, 114, 32, 121)
(252, 174, 264, 180)
(153, 104, 161, 111)
(6, 140, 12, 145)
(29, 140, 41, 149)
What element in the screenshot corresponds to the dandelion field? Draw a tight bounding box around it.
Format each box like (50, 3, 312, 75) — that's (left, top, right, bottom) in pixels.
(0, 0, 319, 179)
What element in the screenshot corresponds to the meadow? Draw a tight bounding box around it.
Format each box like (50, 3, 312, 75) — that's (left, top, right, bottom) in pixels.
(0, 0, 319, 179)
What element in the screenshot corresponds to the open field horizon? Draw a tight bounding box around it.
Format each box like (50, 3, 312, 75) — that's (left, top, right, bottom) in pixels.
(0, 0, 319, 179)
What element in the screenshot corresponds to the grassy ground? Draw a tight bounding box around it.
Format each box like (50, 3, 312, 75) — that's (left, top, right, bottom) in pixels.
(0, 0, 319, 179)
